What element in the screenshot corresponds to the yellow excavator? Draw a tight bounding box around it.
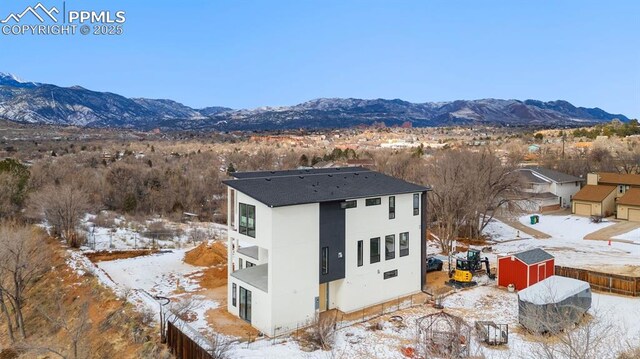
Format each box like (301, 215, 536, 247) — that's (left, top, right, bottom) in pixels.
(447, 249, 495, 288)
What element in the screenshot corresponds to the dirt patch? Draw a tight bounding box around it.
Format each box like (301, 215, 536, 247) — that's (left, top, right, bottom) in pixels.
(184, 241, 227, 267)
(188, 265, 228, 289)
(206, 307, 261, 339)
(85, 249, 159, 262)
(425, 270, 453, 292)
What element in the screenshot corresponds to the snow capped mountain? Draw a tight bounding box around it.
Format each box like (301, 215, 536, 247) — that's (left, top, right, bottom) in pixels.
(0, 72, 41, 88)
(0, 72, 630, 130)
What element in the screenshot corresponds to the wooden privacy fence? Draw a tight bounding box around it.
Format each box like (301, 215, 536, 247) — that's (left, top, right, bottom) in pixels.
(555, 265, 640, 297)
(166, 321, 213, 359)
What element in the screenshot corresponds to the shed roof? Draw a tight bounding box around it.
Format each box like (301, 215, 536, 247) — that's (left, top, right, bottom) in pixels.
(224, 167, 428, 207)
(618, 188, 640, 206)
(572, 185, 616, 202)
(518, 276, 590, 305)
(513, 248, 554, 265)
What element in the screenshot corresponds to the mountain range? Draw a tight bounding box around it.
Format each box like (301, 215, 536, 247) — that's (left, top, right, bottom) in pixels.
(0, 72, 629, 131)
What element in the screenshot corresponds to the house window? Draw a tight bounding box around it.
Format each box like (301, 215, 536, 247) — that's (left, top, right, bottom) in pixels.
(385, 234, 395, 260)
(321, 247, 329, 274)
(357, 240, 363, 267)
(619, 185, 624, 194)
(239, 258, 243, 269)
(239, 203, 256, 237)
(341, 200, 357, 209)
(399, 232, 409, 257)
(413, 194, 420, 215)
(246, 261, 255, 268)
(230, 189, 236, 228)
(383, 269, 398, 279)
(370, 237, 380, 263)
(389, 196, 395, 219)
(232, 283, 237, 307)
(366, 198, 381, 206)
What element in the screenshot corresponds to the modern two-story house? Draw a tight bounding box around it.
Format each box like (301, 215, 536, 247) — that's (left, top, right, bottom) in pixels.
(223, 167, 429, 336)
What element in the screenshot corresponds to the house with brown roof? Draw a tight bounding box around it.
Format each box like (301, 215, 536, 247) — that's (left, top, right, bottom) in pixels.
(572, 172, 640, 219)
(616, 188, 640, 222)
(571, 185, 617, 217)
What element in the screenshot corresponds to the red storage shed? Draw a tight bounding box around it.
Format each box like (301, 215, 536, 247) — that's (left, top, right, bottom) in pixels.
(497, 248, 554, 290)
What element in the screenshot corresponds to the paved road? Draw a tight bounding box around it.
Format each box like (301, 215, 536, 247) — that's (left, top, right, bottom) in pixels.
(584, 221, 640, 242)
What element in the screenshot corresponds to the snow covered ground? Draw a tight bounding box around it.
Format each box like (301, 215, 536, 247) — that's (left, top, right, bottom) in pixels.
(79, 212, 227, 251)
(517, 214, 614, 240)
(64, 213, 640, 358)
(614, 227, 640, 243)
(481, 215, 640, 271)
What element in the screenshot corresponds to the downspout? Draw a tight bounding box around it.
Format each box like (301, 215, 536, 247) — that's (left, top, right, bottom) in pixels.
(421, 188, 433, 296)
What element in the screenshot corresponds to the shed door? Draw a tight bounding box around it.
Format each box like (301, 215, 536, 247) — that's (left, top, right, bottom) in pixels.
(575, 203, 592, 216)
(538, 263, 546, 281)
(629, 209, 640, 222)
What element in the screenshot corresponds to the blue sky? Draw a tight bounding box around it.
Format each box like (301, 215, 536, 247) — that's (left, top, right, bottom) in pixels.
(1, 0, 638, 117)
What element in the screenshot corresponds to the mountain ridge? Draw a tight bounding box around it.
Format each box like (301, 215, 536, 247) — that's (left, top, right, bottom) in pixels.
(0, 72, 630, 131)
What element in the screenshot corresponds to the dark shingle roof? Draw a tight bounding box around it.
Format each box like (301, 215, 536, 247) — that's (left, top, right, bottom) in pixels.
(224, 167, 428, 207)
(514, 248, 554, 265)
(518, 170, 548, 184)
(522, 167, 583, 183)
(231, 167, 369, 179)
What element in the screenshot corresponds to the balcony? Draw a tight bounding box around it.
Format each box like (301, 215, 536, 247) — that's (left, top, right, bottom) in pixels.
(230, 263, 268, 293)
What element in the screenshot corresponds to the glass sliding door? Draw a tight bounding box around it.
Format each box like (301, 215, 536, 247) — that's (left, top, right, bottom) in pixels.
(239, 286, 252, 323)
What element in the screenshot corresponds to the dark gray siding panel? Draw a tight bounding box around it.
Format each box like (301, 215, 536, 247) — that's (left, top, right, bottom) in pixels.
(319, 201, 346, 283)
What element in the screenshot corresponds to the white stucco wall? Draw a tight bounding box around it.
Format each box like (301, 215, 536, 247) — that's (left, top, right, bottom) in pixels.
(551, 181, 582, 207)
(269, 203, 320, 334)
(332, 193, 422, 313)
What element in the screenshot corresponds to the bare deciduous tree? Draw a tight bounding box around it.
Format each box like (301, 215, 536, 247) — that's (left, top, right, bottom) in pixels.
(0, 223, 50, 339)
(28, 184, 89, 247)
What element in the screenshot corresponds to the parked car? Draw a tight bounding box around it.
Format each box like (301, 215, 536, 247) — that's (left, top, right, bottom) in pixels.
(426, 256, 443, 272)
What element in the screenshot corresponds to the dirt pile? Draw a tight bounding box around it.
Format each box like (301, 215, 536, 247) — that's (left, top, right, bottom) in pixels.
(192, 265, 228, 289)
(184, 241, 227, 267)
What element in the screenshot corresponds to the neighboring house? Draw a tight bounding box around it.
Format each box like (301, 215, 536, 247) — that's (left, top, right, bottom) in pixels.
(516, 167, 583, 211)
(223, 167, 429, 336)
(497, 248, 555, 290)
(616, 188, 640, 222)
(571, 185, 617, 217)
(573, 172, 640, 218)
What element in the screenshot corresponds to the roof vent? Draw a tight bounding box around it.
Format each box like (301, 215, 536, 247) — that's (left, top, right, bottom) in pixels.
(354, 173, 359, 176)
(328, 174, 333, 177)
(299, 176, 304, 179)
(265, 178, 271, 181)
(270, 171, 276, 174)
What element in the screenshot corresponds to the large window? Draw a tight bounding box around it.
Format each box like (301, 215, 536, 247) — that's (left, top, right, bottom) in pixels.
(239, 287, 252, 323)
(389, 196, 395, 219)
(239, 203, 256, 237)
(399, 232, 409, 257)
(321, 247, 329, 274)
(366, 197, 381, 206)
(370, 237, 380, 263)
(413, 194, 420, 216)
(230, 189, 235, 228)
(232, 283, 237, 307)
(357, 240, 363, 267)
(385, 234, 395, 260)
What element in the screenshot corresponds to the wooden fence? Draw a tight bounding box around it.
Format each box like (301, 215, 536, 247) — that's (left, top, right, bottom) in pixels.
(555, 265, 640, 297)
(166, 321, 213, 359)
